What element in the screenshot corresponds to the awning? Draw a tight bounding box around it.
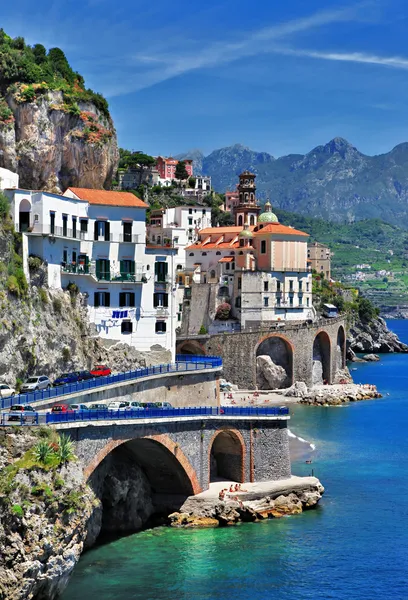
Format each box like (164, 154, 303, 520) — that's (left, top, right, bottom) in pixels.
(218, 256, 234, 263)
(193, 263, 202, 266)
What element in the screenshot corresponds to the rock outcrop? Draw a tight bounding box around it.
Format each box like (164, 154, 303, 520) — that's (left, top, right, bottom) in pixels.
(348, 317, 408, 358)
(256, 355, 289, 389)
(0, 90, 118, 192)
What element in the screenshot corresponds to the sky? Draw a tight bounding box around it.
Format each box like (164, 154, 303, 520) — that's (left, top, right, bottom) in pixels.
(3, 0, 408, 158)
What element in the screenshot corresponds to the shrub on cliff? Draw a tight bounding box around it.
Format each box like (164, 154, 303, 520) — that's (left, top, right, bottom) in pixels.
(215, 303, 231, 320)
(0, 192, 9, 219)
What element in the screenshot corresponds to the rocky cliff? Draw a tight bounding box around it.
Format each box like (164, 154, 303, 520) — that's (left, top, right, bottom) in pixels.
(0, 89, 118, 192)
(347, 317, 408, 359)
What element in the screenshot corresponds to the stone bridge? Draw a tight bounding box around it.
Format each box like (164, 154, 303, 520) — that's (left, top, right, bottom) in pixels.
(177, 317, 347, 389)
(58, 412, 291, 510)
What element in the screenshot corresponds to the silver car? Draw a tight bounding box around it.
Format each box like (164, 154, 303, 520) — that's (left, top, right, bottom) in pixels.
(21, 376, 51, 392)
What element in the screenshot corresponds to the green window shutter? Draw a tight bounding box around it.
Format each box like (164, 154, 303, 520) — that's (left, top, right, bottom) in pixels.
(95, 259, 101, 280)
(120, 260, 125, 276)
(130, 261, 135, 275)
(154, 262, 159, 276)
(164, 262, 168, 276)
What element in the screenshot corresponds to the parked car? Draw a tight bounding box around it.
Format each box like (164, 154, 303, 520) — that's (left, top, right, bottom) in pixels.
(0, 384, 15, 399)
(89, 403, 108, 410)
(90, 365, 111, 377)
(77, 370, 94, 381)
(8, 405, 37, 423)
(142, 402, 161, 409)
(21, 376, 51, 392)
(129, 402, 145, 411)
(53, 372, 80, 386)
(70, 403, 88, 411)
(107, 401, 130, 411)
(51, 404, 70, 413)
(155, 402, 173, 409)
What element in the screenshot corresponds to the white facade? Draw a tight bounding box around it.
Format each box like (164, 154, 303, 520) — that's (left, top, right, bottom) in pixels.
(0, 168, 19, 190)
(5, 188, 178, 358)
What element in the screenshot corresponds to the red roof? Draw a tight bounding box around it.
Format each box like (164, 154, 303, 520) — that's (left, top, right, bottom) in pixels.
(254, 223, 309, 237)
(67, 188, 148, 208)
(218, 256, 234, 263)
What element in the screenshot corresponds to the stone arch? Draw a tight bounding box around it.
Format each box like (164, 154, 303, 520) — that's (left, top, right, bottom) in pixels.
(255, 334, 294, 389)
(19, 198, 31, 232)
(176, 339, 207, 355)
(208, 429, 245, 483)
(336, 325, 346, 370)
(84, 434, 201, 495)
(313, 331, 331, 385)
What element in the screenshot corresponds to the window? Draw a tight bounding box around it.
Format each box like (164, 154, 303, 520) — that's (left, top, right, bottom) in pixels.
(226, 263, 230, 271)
(307, 297, 310, 307)
(121, 321, 133, 334)
(189, 208, 193, 214)
(235, 296, 241, 308)
(154, 293, 168, 308)
(177, 313, 181, 321)
(238, 277, 242, 290)
(250, 215, 255, 226)
(188, 218, 193, 225)
(80, 219, 88, 234)
(50, 212, 55, 235)
(289, 280, 294, 291)
(289, 296, 293, 306)
(239, 239, 245, 247)
(277, 281, 281, 291)
(119, 292, 135, 307)
(202, 209, 206, 215)
(179, 303, 182, 311)
(210, 270, 216, 279)
(238, 215, 243, 226)
(261, 240, 266, 254)
(62, 214, 68, 237)
(34, 214, 39, 222)
(155, 261, 168, 283)
(231, 262, 235, 270)
(123, 222, 132, 242)
(277, 297, 281, 307)
(264, 281, 269, 292)
(94, 220, 110, 241)
(189, 252, 194, 256)
(72, 217, 77, 239)
(174, 237, 179, 244)
(306, 282, 309, 292)
(216, 251, 221, 255)
(264, 297, 269, 307)
(202, 252, 207, 256)
(94, 292, 110, 307)
(62, 250, 68, 264)
(299, 281, 303, 291)
(95, 259, 110, 281)
(155, 321, 167, 333)
(176, 264, 183, 270)
(178, 276, 183, 285)
(120, 260, 135, 277)
(72, 251, 77, 265)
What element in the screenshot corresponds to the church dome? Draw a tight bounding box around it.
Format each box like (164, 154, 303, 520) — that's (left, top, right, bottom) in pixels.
(239, 227, 254, 238)
(258, 201, 278, 223)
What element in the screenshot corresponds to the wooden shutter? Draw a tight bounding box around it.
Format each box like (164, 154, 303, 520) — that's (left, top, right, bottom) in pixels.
(95, 259, 101, 280)
(104, 221, 110, 241)
(120, 260, 125, 276)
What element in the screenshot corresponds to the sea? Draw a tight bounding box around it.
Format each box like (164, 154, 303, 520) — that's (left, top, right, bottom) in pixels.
(61, 320, 408, 600)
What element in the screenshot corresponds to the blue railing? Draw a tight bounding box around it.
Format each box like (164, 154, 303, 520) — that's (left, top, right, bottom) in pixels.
(0, 405, 289, 426)
(0, 357, 223, 410)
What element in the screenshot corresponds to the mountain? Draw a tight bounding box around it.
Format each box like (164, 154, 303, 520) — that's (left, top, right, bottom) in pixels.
(181, 138, 408, 229)
(0, 30, 118, 191)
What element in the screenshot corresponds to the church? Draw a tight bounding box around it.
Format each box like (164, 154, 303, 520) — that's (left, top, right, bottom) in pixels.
(184, 171, 315, 329)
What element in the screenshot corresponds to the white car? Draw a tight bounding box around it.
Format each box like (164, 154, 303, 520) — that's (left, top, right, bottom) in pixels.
(0, 384, 15, 399)
(107, 401, 130, 411)
(70, 404, 88, 411)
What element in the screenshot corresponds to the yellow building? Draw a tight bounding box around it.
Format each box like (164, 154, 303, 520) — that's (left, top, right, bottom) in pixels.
(307, 242, 331, 280)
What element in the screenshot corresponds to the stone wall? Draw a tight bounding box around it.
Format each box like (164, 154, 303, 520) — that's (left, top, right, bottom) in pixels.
(178, 317, 346, 389)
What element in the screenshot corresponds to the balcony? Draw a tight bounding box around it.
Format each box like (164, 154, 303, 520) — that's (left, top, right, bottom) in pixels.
(119, 234, 139, 243)
(155, 307, 169, 317)
(61, 264, 147, 283)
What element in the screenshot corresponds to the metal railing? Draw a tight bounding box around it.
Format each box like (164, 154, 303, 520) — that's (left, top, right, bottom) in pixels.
(60, 264, 147, 283)
(0, 405, 289, 427)
(0, 357, 223, 410)
(119, 234, 139, 243)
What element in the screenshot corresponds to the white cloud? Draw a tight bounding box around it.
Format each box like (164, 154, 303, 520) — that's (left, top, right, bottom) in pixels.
(274, 47, 408, 70)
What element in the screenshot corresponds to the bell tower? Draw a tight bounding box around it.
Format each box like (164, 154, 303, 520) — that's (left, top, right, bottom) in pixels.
(234, 171, 261, 227)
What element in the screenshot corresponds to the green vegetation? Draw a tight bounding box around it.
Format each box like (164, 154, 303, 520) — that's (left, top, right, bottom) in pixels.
(175, 160, 189, 181)
(0, 29, 110, 119)
(11, 503, 23, 517)
(198, 325, 208, 334)
(118, 148, 155, 169)
(0, 192, 9, 219)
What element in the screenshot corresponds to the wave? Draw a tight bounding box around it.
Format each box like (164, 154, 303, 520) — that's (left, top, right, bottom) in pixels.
(288, 428, 316, 452)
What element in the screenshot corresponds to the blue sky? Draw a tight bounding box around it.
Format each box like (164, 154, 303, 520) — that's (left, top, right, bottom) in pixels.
(3, 0, 408, 157)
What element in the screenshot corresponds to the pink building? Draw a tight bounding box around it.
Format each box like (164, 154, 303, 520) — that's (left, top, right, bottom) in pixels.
(225, 189, 240, 212)
(156, 156, 193, 180)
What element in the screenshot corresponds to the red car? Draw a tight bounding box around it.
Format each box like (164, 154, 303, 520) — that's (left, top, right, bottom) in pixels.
(90, 365, 111, 377)
(51, 404, 71, 413)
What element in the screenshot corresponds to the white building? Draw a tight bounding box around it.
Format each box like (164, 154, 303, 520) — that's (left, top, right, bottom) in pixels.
(5, 187, 178, 358)
(0, 167, 18, 190)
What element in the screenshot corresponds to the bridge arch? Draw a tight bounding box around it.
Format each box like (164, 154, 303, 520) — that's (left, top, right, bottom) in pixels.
(208, 428, 245, 483)
(336, 325, 346, 370)
(176, 340, 207, 356)
(313, 330, 332, 385)
(84, 434, 201, 495)
(255, 334, 294, 389)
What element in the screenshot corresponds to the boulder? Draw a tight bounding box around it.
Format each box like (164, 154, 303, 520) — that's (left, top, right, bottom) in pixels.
(283, 381, 308, 398)
(256, 355, 288, 389)
(362, 354, 380, 361)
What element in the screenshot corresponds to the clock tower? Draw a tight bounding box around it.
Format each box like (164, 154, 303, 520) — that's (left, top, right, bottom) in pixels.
(234, 171, 261, 227)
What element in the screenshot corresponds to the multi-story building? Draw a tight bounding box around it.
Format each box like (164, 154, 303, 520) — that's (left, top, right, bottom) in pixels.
(224, 189, 240, 213)
(180, 176, 212, 202)
(307, 242, 331, 280)
(156, 156, 193, 181)
(117, 166, 160, 190)
(184, 172, 315, 328)
(5, 187, 178, 357)
(0, 167, 18, 190)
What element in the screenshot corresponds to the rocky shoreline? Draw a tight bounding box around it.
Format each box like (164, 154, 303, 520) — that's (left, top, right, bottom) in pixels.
(169, 477, 324, 528)
(348, 316, 408, 358)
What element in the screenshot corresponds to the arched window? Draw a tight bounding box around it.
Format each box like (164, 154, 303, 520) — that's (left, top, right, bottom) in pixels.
(250, 193, 254, 201)
(202, 252, 207, 256)
(239, 239, 245, 247)
(176, 264, 182, 270)
(210, 270, 216, 279)
(235, 296, 241, 308)
(230, 251, 235, 255)
(189, 252, 194, 256)
(146, 264, 150, 270)
(239, 251, 244, 255)
(238, 215, 243, 226)
(250, 215, 255, 225)
(216, 251, 221, 255)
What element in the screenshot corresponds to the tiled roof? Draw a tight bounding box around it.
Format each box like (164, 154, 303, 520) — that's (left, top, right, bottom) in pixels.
(67, 188, 148, 208)
(254, 223, 309, 237)
(218, 256, 234, 263)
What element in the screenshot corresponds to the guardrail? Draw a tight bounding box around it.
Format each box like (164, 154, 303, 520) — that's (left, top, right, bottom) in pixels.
(0, 357, 223, 410)
(0, 405, 289, 426)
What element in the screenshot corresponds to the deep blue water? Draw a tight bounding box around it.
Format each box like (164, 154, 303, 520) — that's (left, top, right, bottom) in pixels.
(61, 321, 408, 600)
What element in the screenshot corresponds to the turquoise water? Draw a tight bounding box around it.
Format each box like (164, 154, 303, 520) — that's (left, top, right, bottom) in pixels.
(62, 321, 408, 600)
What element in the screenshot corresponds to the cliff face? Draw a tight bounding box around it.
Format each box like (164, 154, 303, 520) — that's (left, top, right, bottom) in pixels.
(0, 90, 118, 192)
(347, 317, 408, 358)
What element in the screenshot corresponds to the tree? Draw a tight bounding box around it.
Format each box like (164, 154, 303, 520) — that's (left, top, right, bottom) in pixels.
(175, 160, 189, 180)
(188, 177, 196, 189)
